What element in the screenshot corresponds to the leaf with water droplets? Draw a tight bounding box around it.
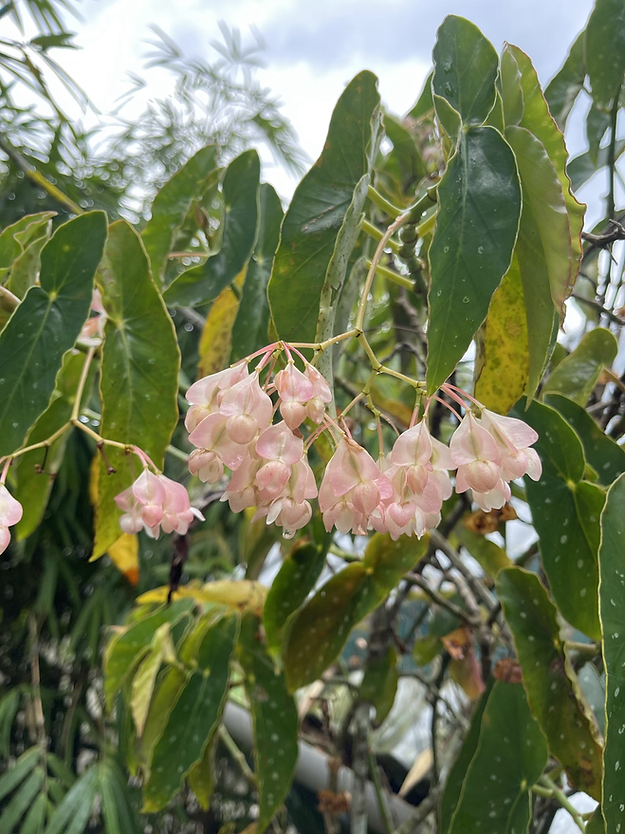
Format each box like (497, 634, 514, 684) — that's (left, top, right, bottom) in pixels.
(93, 220, 180, 558)
(599, 472, 625, 831)
(446, 681, 547, 834)
(513, 399, 604, 639)
(143, 614, 238, 812)
(427, 126, 521, 393)
(0, 212, 107, 457)
(432, 15, 499, 124)
(497, 567, 603, 799)
(239, 615, 298, 832)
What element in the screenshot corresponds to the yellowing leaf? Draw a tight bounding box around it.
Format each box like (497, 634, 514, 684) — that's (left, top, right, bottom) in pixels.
(474, 255, 529, 413)
(137, 580, 267, 615)
(107, 534, 140, 585)
(197, 266, 246, 378)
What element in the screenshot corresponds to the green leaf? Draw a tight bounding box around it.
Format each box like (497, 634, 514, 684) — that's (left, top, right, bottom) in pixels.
(46, 765, 99, 834)
(545, 393, 625, 486)
(360, 645, 398, 725)
(137, 666, 187, 769)
(19, 791, 46, 834)
(0, 212, 107, 457)
(0, 212, 55, 272)
(6, 225, 51, 299)
(143, 614, 238, 812)
(542, 327, 618, 405)
(598, 472, 625, 832)
(268, 71, 380, 343)
(0, 766, 44, 833)
(505, 45, 585, 279)
(239, 615, 299, 832)
(94, 220, 180, 558)
(427, 126, 521, 392)
(453, 527, 512, 578)
(447, 681, 547, 834)
(568, 139, 625, 190)
(586, 805, 606, 834)
(263, 541, 326, 653)
(544, 32, 586, 129)
(231, 183, 283, 362)
(163, 150, 260, 308)
(407, 70, 434, 120)
(284, 534, 427, 690)
(98, 759, 140, 834)
(130, 622, 174, 736)
(381, 113, 427, 194)
(104, 600, 193, 709)
(497, 567, 603, 799)
(586, 0, 625, 109)
(586, 101, 611, 165)
(186, 736, 215, 810)
(433, 94, 462, 146)
(474, 254, 529, 414)
(0, 747, 39, 802)
(13, 350, 92, 540)
(440, 682, 492, 833)
(141, 145, 218, 285)
(514, 399, 603, 639)
(432, 15, 498, 124)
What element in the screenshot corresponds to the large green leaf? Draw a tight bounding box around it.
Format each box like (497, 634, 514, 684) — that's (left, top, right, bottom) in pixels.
(284, 534, 426, 690)
(497, 567, 603, 799)
(0, 212, 107, 457)
(544, 32, 586, 129)
(141, 145, 218, 286)
(6, 223, 52, 299)
(515, 400, 603, 639)
(427, 126, 521, 392)
(440, 683, 493, 833)
(263, 541, 326, 653)
(268, 71, 380, 343)
(163, 150, 260, 308)
(239, 615, 298, 832)
(586, 0, 625, 109)
(231, 183, 283, 362)
(599, 472, 625, 833)
(503, 125, 571, 397)
(545, 393, 625, 486)
(568, 139, 625, 190)
(542, 327, 618, 405)
(94, 220, 180, 558)
(143, 614, 238, 811)
(432, 16, 498, 125)
(505, 45, 585, 278)
(447, 681, 548, 833)
(13, 350, 92, 539)
(0, 212, 55, 274)
(130, 623, 174, 737)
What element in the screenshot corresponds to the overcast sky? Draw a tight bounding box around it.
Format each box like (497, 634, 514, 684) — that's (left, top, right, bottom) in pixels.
(39, 0, 596, 198)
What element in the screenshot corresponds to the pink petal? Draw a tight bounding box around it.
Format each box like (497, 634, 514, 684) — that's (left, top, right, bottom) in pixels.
(327, 439, 380, 497)
(275, 362, 314, 402)
(219, 373, 273, 427)
(0, 526, 9, 555)
(256, 460, 291, 497)
(430, 436, 455, 471)
(306, 397, 326, 424)
(525, 448, 542, 481)
(305, 364, 332, 402)
(460, 459, 501, 493)
(0, 485, 22, 527)
(256, 422, 303, 464)
(449, 413, 502, 466)
(280, 401, 307, 430)
(481, 409, 539, 450)
(226, 413, 259, 445)
(132, 470, 166, 507)
(391, 421, 433, 467)
(188, 413, 248, 470)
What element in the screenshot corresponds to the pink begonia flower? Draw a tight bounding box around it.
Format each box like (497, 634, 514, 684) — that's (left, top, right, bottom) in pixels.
(254, 421, 304, 497)
(185, 363, 249, 432)
(219, 372, 273, 444)
(450, 412, 502, 494)
(275, 362, 315, 429)
(305, 364, 333, 424)
(254, 457, 318, 538)
(79, 288, 107, 345)
(479, 409, 542, 481)
(115, 472, 203, 538)
(0, 484, 23, 555)
(319, 438, 392, 535)
(188, 413, 248, 482)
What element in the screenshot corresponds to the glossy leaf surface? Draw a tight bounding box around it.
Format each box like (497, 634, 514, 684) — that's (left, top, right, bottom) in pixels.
(427, 126, 521, 392)
(598, 472, 625, 832)
(542, 327, 618, 405)
(268, 71, 380, 343)
(163, 150, 260, 307)
(0, 212, 106, 457)
(498, 567, 602, 799)
(94, 220, 180, 558)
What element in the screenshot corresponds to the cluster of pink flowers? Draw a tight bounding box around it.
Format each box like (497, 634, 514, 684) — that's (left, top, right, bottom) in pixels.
(180, 347, 542, 541)
(114, 469, 204, 538)
(184, 353, 332, 538)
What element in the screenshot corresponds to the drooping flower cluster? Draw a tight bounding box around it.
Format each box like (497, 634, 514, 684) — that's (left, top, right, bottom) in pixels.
(115, 470, 204, 538)
(178, 346, 542, 541)
(0, 484, 22, 556)
(186, 352, 331, 538)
